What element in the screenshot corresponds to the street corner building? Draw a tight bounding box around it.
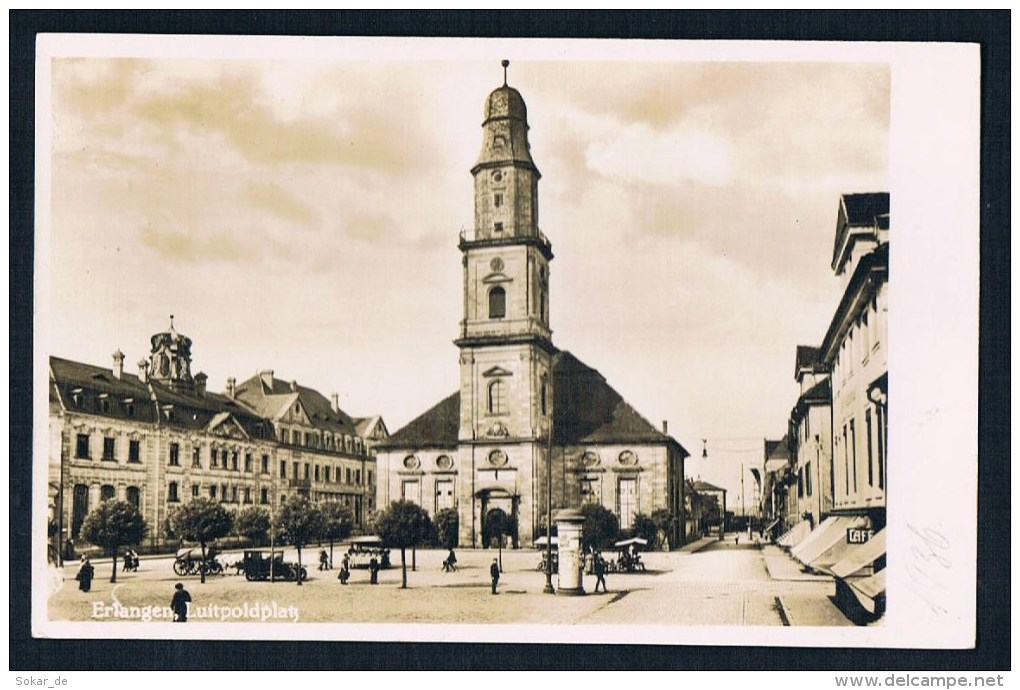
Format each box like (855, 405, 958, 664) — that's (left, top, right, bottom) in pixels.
(47, 318, 387, 554)
(375, 70, 690, 550)
(769, 192, 889, 623)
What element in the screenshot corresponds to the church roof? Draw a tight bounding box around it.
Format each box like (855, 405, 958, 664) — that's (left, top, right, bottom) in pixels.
(381, 350, 688, 456)
(384, 391, 461, 449)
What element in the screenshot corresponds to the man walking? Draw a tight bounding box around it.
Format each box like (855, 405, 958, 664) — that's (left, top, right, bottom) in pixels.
(490, 558, 500, 595)
(171, 582, 192, 622)
(594, 554, 608, 593)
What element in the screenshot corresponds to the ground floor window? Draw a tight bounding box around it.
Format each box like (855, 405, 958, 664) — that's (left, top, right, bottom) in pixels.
(435, 479, 454, 512)
(402, 480, 420, 505)
(618, 478, 637, 530)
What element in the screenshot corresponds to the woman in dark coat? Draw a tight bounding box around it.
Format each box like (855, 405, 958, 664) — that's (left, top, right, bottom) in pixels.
(76, 557, 94, 592)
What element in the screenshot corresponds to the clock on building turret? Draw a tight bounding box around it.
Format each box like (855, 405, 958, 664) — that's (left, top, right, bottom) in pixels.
(457, 62, 555, 445)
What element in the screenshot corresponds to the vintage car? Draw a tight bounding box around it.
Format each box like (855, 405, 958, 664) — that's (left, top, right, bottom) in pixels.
(238, 549, 308, 582)
(342, 536, 392, 569)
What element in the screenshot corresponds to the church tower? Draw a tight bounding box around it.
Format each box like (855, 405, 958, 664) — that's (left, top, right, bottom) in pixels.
(455, 62, 555, 545)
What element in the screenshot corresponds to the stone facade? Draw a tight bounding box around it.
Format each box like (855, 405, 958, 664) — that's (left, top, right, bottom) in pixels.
(378, 70, 688, 549)
(48, 322, 382, 553)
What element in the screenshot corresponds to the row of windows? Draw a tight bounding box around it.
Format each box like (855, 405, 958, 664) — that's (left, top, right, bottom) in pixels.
(167, 481, 269, 505)
(76, 434, 142, 463)
(278, 460, 372, 486)
(71, 393, 138, 418)
(74, 435, 373, 481)
(278, 427, 367, 455)
(834, 403, 887, 502)
(834, 295, 884, 388)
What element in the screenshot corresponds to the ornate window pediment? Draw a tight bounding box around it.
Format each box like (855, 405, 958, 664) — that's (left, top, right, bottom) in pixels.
(482, 366, 513, 378)
(486, 421, 509, 438)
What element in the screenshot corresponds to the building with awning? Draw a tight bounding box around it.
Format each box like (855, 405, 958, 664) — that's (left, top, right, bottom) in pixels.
(816, 192, 890, 621)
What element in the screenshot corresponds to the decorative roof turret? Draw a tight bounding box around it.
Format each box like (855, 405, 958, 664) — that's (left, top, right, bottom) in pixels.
(147, 315, 195, 392)
(473, 60, 537, 174)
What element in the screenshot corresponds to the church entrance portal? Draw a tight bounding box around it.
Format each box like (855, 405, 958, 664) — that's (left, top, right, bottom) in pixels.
(479, 490, 520, 549)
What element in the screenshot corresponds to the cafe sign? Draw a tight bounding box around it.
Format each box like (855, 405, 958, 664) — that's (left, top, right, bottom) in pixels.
(847, 528, 875, 544)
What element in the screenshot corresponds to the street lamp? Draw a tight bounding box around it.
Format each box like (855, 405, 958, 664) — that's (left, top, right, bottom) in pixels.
(544, 418, 554, 594)
(269, 503, 276, 583)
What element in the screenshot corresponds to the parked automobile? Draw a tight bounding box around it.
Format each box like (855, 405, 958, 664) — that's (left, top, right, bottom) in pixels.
(237, 549, 308, 582)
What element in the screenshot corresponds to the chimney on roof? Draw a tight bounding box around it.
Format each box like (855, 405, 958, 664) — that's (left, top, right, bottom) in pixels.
(259, 369, 274, 389)
(137, 359, 148, 383)
(112, 349, 125, 379)
(331, 393, 339, 414)
(290, 380, 298, 392)
(226, 377, 236, 399)
(195, 372, 207, 397)
(662, 420, 668, 435)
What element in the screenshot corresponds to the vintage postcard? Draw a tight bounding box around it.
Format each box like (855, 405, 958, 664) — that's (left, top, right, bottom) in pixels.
(32, 34, 980, 649)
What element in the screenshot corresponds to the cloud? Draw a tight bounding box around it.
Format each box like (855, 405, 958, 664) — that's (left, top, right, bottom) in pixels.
(584, 121, 734, 187)
(140, 223, 258, 263)
(245, 179, 320, 227)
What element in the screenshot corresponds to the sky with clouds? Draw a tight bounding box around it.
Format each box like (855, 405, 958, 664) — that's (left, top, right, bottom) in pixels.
(42, 39, 890, 485)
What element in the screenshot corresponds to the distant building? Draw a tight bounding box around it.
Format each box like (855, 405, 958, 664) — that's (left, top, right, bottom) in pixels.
(760, 436, 793, 538)
(787, 345, 834, 530)
(48, 319, 384, 554)
(690, 479, 727, 537)
(376, 69, 689, 549)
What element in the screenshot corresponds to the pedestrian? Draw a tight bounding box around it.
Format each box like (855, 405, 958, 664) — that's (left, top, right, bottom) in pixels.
(594, 555, 608, 593)
(338, 558, 350, 585)
(490, 558, 500, 595)
(76, 556, 94, 592)
(443, 548, 458, 572)
(171, 582, 191, 622)
(318, 549, 329, 571)
(369, 557, 380, 585)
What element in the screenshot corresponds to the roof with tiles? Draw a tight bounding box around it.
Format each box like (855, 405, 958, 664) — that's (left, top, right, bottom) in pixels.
(833, 192, 890, 270)
(692, 479, 727, 494)
(50, 355, 267, 436)
(794, 345, 823, 376)
(232, 373, 360, 436)
(382, 351, 688, 456)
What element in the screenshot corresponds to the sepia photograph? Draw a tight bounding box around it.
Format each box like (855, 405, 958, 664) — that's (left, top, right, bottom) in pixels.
(23, 24, 991, 662)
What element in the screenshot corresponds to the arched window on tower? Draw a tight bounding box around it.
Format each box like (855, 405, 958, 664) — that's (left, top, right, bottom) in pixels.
(489, 286, 506, 319)
(541, 374, 548, 416)
(488, 380, 508, 415)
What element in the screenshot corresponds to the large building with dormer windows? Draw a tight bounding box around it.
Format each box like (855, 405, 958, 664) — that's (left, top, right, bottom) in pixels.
(376, 69, 689, 549)
(48, 319, 385, 553)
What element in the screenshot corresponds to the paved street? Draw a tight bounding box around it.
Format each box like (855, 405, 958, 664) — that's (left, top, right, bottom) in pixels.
(48, 537, 853, 626)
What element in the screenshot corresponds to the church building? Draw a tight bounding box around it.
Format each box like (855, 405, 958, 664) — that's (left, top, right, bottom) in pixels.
(376, 66, 689, 549)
